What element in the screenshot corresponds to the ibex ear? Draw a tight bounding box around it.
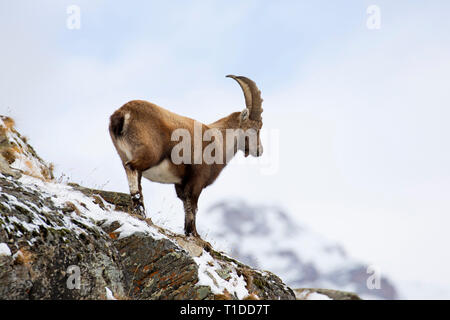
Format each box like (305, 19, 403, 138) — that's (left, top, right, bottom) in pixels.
(240, 108, 250, 123)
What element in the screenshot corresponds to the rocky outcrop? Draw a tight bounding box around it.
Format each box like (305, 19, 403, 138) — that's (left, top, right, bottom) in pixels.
(0, 116, 295, 300)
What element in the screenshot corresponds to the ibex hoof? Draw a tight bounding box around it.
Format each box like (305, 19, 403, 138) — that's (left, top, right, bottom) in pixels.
(131, 193, 146, 218)
(185, 230, 200, 238)
(134, 206, 146, 218)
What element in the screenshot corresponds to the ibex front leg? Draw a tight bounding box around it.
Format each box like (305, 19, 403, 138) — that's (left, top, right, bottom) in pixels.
(125, 165, 146, 217)
(183, 198, 199, 238)
(176, 185, 200, 237)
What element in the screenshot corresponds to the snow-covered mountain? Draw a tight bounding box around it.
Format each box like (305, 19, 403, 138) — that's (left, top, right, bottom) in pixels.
(199, 200, 399, 300)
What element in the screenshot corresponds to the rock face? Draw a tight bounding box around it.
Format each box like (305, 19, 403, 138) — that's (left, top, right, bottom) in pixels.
(200, 201, 398, 299)
(0, 116, 295, 300)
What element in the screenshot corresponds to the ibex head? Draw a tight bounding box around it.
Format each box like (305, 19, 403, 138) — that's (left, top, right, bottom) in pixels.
(227, 75, 264, 157)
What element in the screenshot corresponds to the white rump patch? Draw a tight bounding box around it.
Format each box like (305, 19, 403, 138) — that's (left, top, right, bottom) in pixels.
(116, 139, 132, 161)
(142, 159, 181, 184)
(123, 112, 131, 130)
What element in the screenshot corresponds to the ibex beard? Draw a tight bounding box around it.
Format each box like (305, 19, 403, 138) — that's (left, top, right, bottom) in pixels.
(109, 75, 263, 238)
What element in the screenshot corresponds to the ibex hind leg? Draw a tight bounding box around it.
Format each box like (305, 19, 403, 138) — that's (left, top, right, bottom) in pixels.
(125, 166, 146, 218)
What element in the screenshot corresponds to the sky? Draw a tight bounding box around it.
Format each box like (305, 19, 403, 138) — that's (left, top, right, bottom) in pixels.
(1, 1, 450, 298)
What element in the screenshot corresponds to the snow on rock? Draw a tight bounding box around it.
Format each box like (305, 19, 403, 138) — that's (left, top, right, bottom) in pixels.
(105, 287, 117, 300)
(306, 292, 332, 300)
(0, 171, 295, 299)
(0, 243, 11, 256)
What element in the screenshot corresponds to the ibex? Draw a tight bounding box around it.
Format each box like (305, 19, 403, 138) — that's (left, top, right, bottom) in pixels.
(109, 75, 263, 237)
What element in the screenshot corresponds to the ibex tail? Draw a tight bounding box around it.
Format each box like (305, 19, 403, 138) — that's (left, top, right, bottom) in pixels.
(109, 111, 128, 137)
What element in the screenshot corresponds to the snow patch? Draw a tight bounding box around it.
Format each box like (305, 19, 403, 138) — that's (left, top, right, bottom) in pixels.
(200, 200, 397, 299)
(194, 250, 249, 299)
(0, 243, 11, 256)
(105, 287, 117, 300)
(0, 172, 173, 250)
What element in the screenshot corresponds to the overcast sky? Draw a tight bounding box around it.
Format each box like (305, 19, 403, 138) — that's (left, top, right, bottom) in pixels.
(1, 0, 450, 296)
